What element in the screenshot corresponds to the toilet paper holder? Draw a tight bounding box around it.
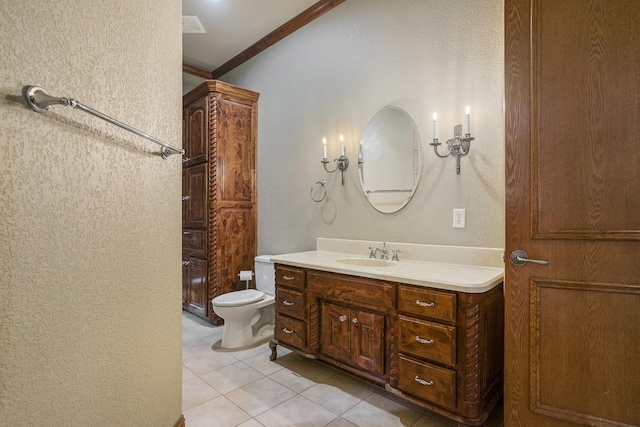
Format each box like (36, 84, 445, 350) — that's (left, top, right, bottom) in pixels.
(239, 270, 254, 289)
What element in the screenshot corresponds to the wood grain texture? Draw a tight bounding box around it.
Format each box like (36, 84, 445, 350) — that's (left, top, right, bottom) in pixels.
(182, 63, 211, 79)
(398, 316, 456, 367)
(210, 0, 347, 79)
(505, 0, 640, 425)
(307, 270, 395, 312)
(531, 0, 640, 240)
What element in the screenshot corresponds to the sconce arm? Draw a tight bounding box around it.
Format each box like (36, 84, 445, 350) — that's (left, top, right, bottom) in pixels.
(430, 139, 452, 158)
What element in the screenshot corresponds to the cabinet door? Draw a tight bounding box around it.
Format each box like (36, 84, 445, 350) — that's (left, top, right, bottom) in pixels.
(351, 309, 386, 377)
(321, 302, 351, 364)
(183, 163, 207, 229)
(184, 96, 208, 167)
(184, 256, 208, 318)
(182, 255, 190, 309)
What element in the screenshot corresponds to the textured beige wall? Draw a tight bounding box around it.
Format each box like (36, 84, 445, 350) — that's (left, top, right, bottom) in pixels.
(223, 0, 505, 255)
(0, 1, 183, 426)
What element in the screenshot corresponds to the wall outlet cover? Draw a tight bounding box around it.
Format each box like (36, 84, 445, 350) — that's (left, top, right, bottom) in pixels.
(453, 208, 466, 228)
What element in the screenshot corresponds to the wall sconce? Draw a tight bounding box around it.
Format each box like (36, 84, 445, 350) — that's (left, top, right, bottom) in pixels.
(321, 135, 349, 185)
(430, 106, 475, 174)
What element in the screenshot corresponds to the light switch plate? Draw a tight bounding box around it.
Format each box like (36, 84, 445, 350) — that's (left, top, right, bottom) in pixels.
(453, 208, 466, 228)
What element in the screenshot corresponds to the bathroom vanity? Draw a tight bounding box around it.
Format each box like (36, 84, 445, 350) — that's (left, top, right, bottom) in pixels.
(269, 239, 504, 427)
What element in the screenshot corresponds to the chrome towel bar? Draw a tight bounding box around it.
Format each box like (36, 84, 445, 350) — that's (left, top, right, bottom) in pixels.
(23, 85, 184, 159)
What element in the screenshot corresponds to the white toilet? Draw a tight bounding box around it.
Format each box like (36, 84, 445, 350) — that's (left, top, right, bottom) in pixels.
(212, 255, 275, 349)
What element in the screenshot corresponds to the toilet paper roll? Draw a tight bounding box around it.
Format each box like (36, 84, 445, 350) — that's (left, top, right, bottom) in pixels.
(239, 270, 253, 281)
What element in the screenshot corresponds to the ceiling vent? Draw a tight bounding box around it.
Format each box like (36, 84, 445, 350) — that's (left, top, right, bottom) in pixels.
(182, 15, 206, 34)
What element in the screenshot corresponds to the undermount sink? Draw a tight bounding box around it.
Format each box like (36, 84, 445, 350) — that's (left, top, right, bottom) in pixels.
(335, 258, 396, 267)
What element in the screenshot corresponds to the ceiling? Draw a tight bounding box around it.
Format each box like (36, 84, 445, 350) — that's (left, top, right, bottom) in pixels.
(182, 0, 320, 90)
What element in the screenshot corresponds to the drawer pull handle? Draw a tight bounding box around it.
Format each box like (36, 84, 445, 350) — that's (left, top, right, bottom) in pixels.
(339, 315, 347, 322)
(283, 275, 294, 280)
(415, 300, 435, 307)
(182, 195, 191, 201)
(283, 300, 295, 306)
(415, 336, 434, 345)
(282, 328, 295, 334)
(183, 231, 191, 235)
(414, 376, 434, 386)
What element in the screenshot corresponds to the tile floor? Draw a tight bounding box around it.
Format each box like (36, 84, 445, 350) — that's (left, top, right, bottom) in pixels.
(182, 311, 504, 427)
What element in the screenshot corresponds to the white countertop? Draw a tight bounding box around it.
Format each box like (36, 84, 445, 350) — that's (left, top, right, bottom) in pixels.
(270, 249, 504, 294)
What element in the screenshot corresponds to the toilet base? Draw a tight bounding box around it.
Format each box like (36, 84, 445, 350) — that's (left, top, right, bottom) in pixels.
(211, 325, 274, 352)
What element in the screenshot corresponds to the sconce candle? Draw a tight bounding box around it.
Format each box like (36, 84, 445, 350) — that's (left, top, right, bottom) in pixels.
(465, 106, 471, 136)
(339, 134, 345, 156)
(432, 112, 438, 140)
(322, 137, 327, 160)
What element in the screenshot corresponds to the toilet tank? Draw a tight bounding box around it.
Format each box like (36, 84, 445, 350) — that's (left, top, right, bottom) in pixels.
(254, 255, 275, 295)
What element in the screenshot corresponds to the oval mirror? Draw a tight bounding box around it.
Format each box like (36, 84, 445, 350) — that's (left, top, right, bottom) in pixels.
(358, 106, 422, 213)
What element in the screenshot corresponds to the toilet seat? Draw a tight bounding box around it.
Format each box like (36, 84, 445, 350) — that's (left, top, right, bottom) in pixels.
(213, 289, 265, 307)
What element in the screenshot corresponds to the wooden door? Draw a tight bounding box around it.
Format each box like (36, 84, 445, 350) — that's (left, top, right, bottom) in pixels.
(321, 302, 351, 364)
(504, 1, 640, 426)
(351, 309, 385, 377)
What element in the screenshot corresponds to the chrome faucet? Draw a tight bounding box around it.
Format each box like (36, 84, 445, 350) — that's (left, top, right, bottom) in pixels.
(368, 241, 389, 260)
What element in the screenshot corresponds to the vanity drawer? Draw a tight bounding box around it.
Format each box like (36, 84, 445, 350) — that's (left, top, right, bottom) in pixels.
(307, 271, 395, 310)
(276, 288, 305, 320)
(276, 265, 306, 289)
(398, 316, 456, 366)
(399, 355, 456, 410)
(275, 314, 306, 350)
(398, 285, 456, 323)
(182, 229, 207, 257)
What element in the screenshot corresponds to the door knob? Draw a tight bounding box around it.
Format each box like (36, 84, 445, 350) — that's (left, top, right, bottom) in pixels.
(510, 250, 548, 266)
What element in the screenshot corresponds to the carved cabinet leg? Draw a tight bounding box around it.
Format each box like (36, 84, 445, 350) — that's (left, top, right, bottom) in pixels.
(269, 340, 278, 361)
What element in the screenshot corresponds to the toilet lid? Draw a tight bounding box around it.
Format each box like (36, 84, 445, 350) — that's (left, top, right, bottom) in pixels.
(212, 289, 265, 307)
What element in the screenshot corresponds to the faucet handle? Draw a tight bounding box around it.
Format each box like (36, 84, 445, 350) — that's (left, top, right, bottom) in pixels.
(368, 246, 377, 258)
(392, 249, 404, 261)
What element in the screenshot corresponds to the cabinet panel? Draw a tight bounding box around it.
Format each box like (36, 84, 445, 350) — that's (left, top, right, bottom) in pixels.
(184, 96, 208, 167)
(183, 256, 207, 318)
(182, 229, 207, 258)
(216, 95, 255, 203)
(216, 207, 256, 293)
(398, 285, 456, 323)
(321, 302, 351, 364)
(308, 271, 394, 310)
(399, 356, 456, 411)
(276, 288, 305, 320)
(352, 309, 386, 377)
(275, 314, 305, 350)
(183, 163, 207, 229)
(398, 316, 456, 367)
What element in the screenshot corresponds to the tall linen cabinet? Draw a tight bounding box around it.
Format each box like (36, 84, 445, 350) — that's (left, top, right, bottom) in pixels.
(182, 80, 259, 324)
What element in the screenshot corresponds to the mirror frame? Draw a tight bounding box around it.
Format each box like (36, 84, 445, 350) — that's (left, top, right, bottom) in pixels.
(359, 105, 422, 213)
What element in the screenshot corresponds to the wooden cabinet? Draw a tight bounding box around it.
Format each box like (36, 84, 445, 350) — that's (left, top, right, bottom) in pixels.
(393, 283, 504, 425)
(270, 265, 504, 427)
(182, 81, 259, 323)
(321, 302, 386, 377)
